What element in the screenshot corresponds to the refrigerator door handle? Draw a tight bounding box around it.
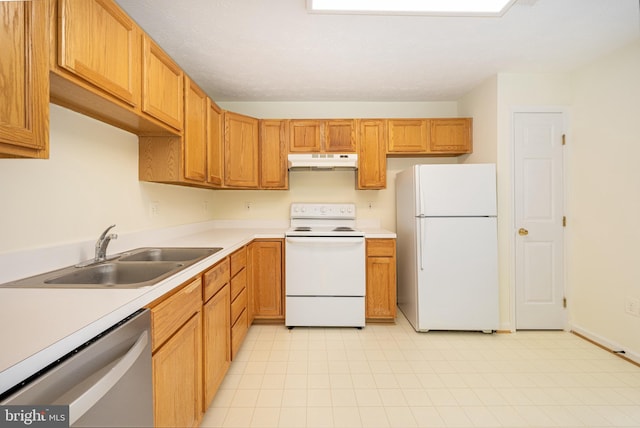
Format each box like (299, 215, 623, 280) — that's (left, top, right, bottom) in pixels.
(417, 218, 425, 271)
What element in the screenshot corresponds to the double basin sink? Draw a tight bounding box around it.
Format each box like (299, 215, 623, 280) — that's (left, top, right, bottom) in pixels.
(0, 247, 222, 289)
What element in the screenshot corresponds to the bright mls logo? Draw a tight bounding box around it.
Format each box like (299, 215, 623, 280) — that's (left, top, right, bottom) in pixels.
(0, 406, 68, 428)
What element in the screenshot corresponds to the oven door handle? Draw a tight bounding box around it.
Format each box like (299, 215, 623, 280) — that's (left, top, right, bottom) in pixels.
(286, 237, 364, 246)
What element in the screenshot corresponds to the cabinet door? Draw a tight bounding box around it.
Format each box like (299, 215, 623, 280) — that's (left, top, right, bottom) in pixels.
(184, 77, 207, 182)
(249, 240, 284, 320)
(142, 35, 183, 131)
(207, 101, 224, 186)
(260, 120, 288, 189)
(324, 119, 356, 152)
(429, 118, 472, 154)
(0, 1, 49, 158)
(387, 119, 428, 153)
(203, 284, 231, 409)
(366, 239, 397, 320)
(58, 0, 140, 106)
(153, 312, 202, 428)
(289, 120, 321, 152)
(224, 112, 259, 188)
(357, 120, 387, 189)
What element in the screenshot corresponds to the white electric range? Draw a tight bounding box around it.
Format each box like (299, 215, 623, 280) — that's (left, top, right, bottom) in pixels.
(285, 203, 366, 328)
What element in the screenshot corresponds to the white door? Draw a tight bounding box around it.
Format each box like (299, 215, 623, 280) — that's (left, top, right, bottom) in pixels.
(514, 112, 565, 329)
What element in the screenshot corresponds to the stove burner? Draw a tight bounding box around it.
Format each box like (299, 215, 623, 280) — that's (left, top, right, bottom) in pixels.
(333, 227, 355, 232)
(294, 227, 312, 232)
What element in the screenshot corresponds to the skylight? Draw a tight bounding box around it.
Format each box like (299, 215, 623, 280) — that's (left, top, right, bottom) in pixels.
(307, 0, 517, 16)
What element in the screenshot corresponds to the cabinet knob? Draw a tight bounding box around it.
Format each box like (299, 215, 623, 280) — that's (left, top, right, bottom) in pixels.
(518, 228, 529, 236)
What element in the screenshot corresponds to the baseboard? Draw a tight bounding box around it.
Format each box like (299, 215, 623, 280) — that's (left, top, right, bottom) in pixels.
(571, 324, 640, 367)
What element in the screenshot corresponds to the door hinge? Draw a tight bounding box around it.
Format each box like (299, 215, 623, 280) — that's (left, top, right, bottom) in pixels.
(562, 134, 566, 145)
(563, 297, 567, 308)
(562, 216, 567, 227)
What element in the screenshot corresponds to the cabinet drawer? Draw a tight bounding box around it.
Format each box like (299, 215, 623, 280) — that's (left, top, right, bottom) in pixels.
(230, 247, 246, 277)
(231, 309, 248, 359)
(231, 287, 247, 325)
(366, 239, 396, 257)
(230, 268, 247, 301)
(203, 258, 230, 302)
(149, 277, 202, 351)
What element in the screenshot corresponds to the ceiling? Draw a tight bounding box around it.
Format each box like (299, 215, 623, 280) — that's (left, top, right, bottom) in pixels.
(115, 0, 640, 102)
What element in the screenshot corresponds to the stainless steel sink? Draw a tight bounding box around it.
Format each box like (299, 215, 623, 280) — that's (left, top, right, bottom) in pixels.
(44, 262, 184, 286)
(0, 247, 223, 289)
(119, 247, 222, 262)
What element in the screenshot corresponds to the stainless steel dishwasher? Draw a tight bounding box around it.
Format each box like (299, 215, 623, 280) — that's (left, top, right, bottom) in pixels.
(0, 309, 153, 427)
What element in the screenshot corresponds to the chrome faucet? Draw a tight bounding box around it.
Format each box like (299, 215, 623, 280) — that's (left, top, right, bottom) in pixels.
(95, 224, 118, 262)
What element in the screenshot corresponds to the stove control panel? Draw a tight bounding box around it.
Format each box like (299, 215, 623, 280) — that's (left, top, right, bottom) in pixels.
(290, 203, 356, 219)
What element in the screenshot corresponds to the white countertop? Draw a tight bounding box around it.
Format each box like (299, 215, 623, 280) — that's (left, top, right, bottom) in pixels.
(0, 222, 394, 395)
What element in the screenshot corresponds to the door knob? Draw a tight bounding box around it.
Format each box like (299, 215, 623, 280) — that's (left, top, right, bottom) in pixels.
(518, 228, 529, 236)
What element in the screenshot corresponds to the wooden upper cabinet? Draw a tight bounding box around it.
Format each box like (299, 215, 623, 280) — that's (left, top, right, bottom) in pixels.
(142, 35, 183, 131)
(387, 119, 429, 153)
(0, 1, 49, 158)
(324, 120, 356, 152)
(207, 101, 224, 187)
(357, 120, 387, 190)
(429, 118, 472, 154)
(184, 77, 208, 182)
(289, 119, 356, 153)
(58, 0, 140, 107)
(224, 112, 259, 188)
(259, 120, 288, 189)
(289, 120, 321, 152)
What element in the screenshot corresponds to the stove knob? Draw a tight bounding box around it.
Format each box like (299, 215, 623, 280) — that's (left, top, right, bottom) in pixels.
(320, 207, 327, 214)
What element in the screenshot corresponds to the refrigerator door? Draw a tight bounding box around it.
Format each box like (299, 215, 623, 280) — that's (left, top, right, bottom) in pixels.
(416, 164, 497, 217)
(416, 217, 498, 331)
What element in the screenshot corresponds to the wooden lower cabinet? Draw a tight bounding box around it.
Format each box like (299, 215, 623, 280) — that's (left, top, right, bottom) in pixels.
(153, 312, 202, 427)
(148, 278, 203, 427)
(229, 247, 249, 358)
(202, 283, 230, 410)
(249, 239, 284, 320)
(365, 239, 397, 321)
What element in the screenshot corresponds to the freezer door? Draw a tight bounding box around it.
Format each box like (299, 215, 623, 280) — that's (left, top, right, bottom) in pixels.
(416, 217, 498, 331)
(416, 164, 497, 217)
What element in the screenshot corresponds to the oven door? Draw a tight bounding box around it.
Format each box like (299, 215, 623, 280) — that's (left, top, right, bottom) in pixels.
(285, 236, 365, 296)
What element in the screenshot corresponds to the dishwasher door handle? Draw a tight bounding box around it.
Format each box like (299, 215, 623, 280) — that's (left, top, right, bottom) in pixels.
(68, 330, 149, 426)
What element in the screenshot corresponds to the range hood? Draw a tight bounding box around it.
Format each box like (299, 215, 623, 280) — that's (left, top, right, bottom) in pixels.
(288, 153, 358, 171)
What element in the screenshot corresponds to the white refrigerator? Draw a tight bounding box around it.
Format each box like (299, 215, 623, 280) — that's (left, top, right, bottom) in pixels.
(396, 164, 498, 332)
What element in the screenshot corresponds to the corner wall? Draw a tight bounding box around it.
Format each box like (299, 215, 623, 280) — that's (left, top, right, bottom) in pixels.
(568, 40, 640, 358)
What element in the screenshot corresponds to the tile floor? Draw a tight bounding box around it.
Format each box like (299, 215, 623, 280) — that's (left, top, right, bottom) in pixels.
(200, 314, 640, 427)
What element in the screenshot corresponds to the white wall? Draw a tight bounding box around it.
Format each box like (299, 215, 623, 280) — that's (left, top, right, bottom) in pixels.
(0, 105, 216, 254)
(216, 101, 462, 231)
(568, 40, 640, 357)
(457, 75, 498, 164)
